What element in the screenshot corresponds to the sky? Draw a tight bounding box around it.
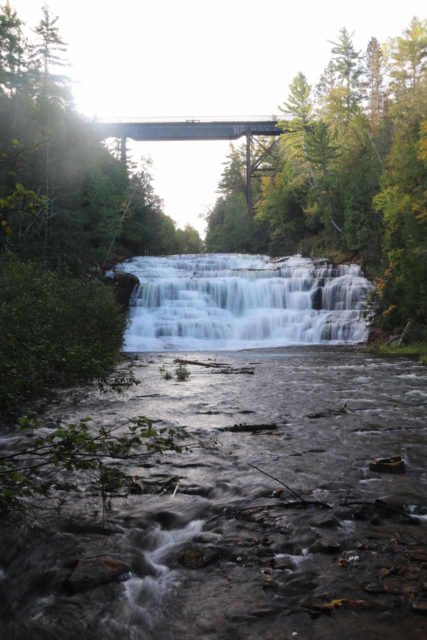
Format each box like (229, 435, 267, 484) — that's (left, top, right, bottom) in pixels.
(11, 0, 427, 236)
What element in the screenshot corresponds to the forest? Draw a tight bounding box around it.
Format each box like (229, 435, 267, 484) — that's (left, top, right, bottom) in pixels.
(205, 19, 427, 343)
(0, 3, 202, 413)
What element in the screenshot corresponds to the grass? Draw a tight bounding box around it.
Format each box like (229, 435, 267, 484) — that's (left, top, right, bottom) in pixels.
(365, 342, 427, 364)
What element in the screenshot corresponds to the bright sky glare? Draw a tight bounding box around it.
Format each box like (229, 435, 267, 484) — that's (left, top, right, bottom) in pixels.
(11, 0, 427, 236)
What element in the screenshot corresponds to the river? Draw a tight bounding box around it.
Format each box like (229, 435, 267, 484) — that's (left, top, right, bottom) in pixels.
(1, 346, 426, 639)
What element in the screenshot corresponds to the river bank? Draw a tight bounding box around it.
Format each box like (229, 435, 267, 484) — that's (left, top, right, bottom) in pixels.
(1, 347, 426, 639)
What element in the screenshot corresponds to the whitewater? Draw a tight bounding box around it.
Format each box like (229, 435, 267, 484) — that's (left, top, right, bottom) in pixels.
(114, 253, 372, 352)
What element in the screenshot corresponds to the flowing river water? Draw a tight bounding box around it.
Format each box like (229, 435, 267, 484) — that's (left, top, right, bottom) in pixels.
(1, 256, 426, 640)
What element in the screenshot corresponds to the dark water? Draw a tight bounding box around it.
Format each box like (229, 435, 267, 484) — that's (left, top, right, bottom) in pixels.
(1, 347, 426, 639)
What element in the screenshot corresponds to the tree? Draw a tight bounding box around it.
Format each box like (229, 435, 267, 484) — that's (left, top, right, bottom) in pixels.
(0, 1, 25, 94)
(175, 224, 203, 254)
(389, 17, 427, 96)
(318, 29, 363, 131)
(280, 72, 313, 126)
(364, 37, 385, 132)
(330, 28, 363, 116)
(31, 4, 68, 103)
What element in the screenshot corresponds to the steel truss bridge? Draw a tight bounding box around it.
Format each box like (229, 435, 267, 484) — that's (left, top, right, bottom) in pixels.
(96, 117, 287, 211)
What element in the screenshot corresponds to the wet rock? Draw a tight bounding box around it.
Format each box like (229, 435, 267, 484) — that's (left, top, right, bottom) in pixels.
(193, 532, 221, 544)
(408, 548, 427, 563)
(64, 555, 131, 593)
(412, 598, 427, 614)
(334, 506, 354, 520)
(149, 510, 184, 529)
(369, 456, 406, 474)
(381, 578, 402, 594)
(260, 567, 281, 590)
(178, 544, 220, 569)
(310, 513, 340, 529)
(317, 539, 342, 554)
(273, 555, 296, 570)
(365, 582, 386, 594)
(109, 271, 139, 310)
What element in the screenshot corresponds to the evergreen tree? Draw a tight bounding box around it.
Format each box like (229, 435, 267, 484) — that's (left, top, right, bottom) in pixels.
(31, 4, 68, 104)
(0, 1, 25, 93)
(280, 72, 313, 126)
(390, 17, 427, 95)
(364, 37, 385, 132)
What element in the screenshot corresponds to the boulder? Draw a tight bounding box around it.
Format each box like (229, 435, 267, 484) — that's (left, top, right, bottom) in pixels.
(369, 456, 406, 474)
(110, 271, 139, 310)
(64, 555, 132, 593)
(177, 544, 220, 569)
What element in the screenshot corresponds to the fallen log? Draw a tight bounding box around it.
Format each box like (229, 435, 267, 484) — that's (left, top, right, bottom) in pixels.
(307, 404, 348, 419)
(223, 423, 278, 433)
(211, 367, 255, 375)
(173, 358, 229, 368)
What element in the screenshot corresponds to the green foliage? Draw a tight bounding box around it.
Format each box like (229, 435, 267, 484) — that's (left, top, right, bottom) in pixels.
(280, 72, 313, 126)
(0, 414, 188, 513)
(159, 366, 173, 380)
(207, 17, 427, 340)
(366, 342, 427, 362)
(0, 258, 126, 413)
(0, 5, 201, 275)
(175, 224, 204, 254)
(175, 363, 190, 381)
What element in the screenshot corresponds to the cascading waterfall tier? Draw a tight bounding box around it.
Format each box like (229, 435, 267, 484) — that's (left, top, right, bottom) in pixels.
(115, 253, 372, 352)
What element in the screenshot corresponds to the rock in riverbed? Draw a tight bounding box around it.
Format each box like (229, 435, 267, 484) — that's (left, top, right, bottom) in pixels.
(64, 555, 131, 593)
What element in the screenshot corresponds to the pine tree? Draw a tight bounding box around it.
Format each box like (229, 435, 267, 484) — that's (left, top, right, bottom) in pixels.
(0, 1, 26, 93)
(390, 17, 427, 95)
(364, 37, 385, 132)
(31, 4, 68, 103)
(328, 28, 363, 120)
(280, 72, 313, 126)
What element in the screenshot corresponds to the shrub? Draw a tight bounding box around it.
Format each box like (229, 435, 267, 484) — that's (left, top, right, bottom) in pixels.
(159, 366, 173, 380)
(175, 363, 190, 381)
(0, 258, 126, 413)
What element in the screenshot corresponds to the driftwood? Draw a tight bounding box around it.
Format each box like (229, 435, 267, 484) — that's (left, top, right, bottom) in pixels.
(307, 404, 347, 419)
(224, 423, 278, 433)
(247, 462, 309, 505)
(387, 319, 412, 346)
(174, 358, 228, 369)
(174, 358, 255, 375)
(211, 367, 255, 375)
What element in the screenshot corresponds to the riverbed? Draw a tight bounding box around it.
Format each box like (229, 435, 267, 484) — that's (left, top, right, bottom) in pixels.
(1, 347, 426, 639)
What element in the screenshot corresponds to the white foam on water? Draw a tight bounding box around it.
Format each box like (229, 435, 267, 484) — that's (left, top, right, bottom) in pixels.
(118, 520, 204, 638)
(115, 254, 372, 352)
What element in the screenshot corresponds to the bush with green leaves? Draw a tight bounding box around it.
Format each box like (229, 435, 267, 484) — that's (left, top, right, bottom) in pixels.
(175, 363, 191, 381)
(0, 414, 188, 514)
(0, 258, 126, 413)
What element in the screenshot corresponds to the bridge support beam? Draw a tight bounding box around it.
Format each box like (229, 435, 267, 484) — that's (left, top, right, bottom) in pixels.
(245, 132, 252, 215)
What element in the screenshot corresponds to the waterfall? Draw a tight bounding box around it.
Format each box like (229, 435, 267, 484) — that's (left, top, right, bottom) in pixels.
(115, 254, 372, 352)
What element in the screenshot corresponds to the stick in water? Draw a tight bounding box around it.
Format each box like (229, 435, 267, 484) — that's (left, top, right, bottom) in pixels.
(248, 462, 307, 504)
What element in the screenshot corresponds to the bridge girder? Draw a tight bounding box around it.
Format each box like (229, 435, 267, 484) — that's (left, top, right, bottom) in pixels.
(96, 120, 283, 142)
(96, 119, 286, 215)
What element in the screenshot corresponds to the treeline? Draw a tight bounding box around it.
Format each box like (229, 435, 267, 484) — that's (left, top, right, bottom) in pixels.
(206, 19, 427, 339)
(0, 4, 202, 271)
(0, 3, 201, 413)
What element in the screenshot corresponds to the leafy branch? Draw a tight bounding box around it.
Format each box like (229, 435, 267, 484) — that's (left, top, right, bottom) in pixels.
(0, 415, 188, 514)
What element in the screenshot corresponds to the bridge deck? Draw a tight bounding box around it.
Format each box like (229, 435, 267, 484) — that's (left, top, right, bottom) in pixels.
(96, 120, 284, 141)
